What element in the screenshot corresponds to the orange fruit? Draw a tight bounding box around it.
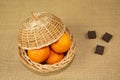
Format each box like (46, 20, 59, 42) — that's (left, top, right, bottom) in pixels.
(28, 46, 50, 63)
(51, 33, 71, 53)
(46, 50, 64, 64)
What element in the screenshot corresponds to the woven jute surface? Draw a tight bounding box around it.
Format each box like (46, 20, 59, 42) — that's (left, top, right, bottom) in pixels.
(0, 0, 120, 80)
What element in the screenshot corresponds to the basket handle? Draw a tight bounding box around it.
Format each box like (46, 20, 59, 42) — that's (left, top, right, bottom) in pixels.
(31, 12, 39, 21)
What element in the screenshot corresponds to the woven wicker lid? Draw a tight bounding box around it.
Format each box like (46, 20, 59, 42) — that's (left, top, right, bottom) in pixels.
(18, 12, 65, 50)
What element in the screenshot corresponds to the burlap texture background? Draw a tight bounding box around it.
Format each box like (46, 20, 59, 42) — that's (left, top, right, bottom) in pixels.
(0, 0, 120, 80)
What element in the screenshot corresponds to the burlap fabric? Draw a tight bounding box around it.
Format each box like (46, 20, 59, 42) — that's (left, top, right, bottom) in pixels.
(0, 0, 120, 80)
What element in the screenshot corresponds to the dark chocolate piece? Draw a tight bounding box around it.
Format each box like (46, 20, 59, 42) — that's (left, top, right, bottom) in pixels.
(102, 32, 113, 43)
(87, 31, 96, 39)
(95, 45, 104, 55)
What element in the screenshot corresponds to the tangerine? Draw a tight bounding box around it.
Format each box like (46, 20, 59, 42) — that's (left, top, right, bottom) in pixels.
(28, 46, 50, 63)
(46, 50, 64, 64)
(51, 33, 71, 53)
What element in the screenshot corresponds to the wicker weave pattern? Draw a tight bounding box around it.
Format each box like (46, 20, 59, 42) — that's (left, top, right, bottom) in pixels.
(18, 12, 65, 50)
(18, 28, 76, 73)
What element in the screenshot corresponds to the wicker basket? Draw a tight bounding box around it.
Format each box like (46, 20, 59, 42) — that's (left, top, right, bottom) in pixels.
(18, 12, 76, 73)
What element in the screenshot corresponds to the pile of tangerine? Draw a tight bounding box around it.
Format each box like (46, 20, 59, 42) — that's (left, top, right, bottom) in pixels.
(27, 33, 71, 64)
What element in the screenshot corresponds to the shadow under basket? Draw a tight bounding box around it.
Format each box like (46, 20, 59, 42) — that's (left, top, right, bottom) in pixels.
(18, 28, 76, 73)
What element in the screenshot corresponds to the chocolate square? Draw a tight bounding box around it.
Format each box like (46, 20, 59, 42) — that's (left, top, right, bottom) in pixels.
(95, 45, 104, 55)
(88, 31, 96, 39)
(102, 32, 113, 43)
